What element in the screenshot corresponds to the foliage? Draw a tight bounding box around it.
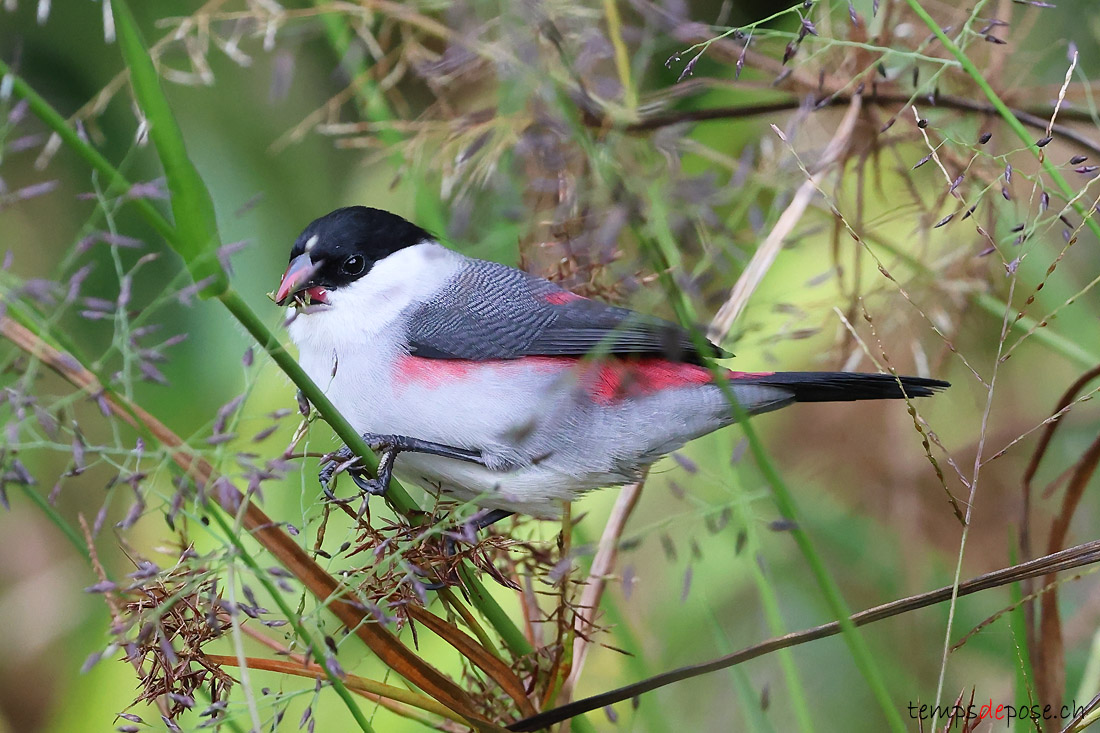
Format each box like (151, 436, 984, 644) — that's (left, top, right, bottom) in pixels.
(2, 0, 1100, 731)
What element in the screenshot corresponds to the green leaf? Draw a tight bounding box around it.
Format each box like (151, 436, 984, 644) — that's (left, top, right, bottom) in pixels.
(110, 0, 227, 298)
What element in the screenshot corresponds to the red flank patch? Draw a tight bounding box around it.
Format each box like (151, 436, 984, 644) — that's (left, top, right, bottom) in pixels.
(393, 355, 572, 389)
(583, 365, 777, 404)
(541, 290, 585, 305)
(393, 354, 773, 404)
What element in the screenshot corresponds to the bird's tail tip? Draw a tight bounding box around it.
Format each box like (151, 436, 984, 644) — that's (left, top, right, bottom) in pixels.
(735, 371, 949, 402)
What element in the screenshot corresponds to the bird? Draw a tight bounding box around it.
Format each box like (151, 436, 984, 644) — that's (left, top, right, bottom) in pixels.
(275, 206, 948, 529)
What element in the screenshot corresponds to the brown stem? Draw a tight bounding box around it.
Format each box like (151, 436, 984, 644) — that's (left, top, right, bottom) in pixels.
(0, 315, 493, 726)
(510, 539, 1100, 731)
(609, 93, 1100, 158)
(1020, 365, 1100, 715)
(406, 605, 537, 717)
(204, 654, 469, 727)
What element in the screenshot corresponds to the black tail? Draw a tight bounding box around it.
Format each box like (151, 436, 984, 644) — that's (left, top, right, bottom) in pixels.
(748, 372, 949, 402)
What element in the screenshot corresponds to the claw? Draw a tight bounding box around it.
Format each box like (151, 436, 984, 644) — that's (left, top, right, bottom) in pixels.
(349, 473, 386, 496)
(311, 432, 505, 590)
(318, 456, 356, 504)
(318, 460, 337, 489)
(318, 463, 342, 503)
(347, 444, 397, 497)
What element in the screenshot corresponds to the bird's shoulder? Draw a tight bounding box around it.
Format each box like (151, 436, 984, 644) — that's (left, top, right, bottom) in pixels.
(401, 256, 727, 363)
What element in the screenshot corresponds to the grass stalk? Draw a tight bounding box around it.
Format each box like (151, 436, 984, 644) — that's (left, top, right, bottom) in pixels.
(903, 0, 1100, 243)
(568, 524, 674, 733)
(0, 27, 415, 513)
(900, 4, 1091, 724)
(205, 653, 472, 727)
(208, 511, 375, 733)
(511, 539, 1100, 729)
(723, 474, 814, 733)
(602, 0, 637, 112)
(310, 5, 533, 653)
(0, 312, 498, 725)
(458, 565, 534, 658)
(863, 232, 1100, 368)
(2, 16, 530, 686)
(1007, 542, 1036, 733)
(110, 0, 227, 297)
(733, 414, 905, 731)
(438, 587, 503, 661)
(642, 192, 906, 731)
(14, 476, 88, 560)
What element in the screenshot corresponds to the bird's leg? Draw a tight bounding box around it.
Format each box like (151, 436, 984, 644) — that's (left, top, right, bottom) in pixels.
(318, 436, 510, 590)
(318, 432, 486, 499)
(415, 509, 515, 591)
(443, 509, 514, 558)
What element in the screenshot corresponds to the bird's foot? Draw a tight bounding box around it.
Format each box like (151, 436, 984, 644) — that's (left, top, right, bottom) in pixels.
(317, 433, 419, 504)
(316, 435, 507, 590)
(319, 433, 487, 502)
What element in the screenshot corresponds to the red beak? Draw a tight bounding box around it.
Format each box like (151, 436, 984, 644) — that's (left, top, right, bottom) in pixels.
(275, 253, 327, 305)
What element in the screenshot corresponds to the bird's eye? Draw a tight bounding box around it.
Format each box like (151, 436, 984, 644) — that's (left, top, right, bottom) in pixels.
(341, 255, 366, 276)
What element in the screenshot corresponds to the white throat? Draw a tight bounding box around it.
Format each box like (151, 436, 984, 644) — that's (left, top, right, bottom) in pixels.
(286, 240, 461, 351)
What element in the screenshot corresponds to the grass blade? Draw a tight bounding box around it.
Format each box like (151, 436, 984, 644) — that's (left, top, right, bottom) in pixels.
(110, 0, 226, 297)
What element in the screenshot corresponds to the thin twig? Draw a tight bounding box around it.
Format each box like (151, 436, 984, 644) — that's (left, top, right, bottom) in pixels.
(560, 479, 645, 701)
(616, 93, 1100, 158)
(509, 539, 1100, 731)
(708, 93, 863, 343)
(0, 314, 494, 727)
(204, 654, 470, 727)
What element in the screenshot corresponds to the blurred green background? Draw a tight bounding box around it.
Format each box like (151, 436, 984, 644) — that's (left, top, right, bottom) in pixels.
(3, 1, 1100, 731)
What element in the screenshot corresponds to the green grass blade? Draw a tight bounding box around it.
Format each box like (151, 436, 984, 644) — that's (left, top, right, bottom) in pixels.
(110, 0, 227, 297)
(310, 8, 534, 655)
(904, 0, 1100, 244)
(0, 54, 425, 514)
(901, 5, 1100, 724)
(207, 510, 375, 733)
(642, 191, 906, 732)
(4, 24, 534, 714)
(1007, 541, 1036, 733)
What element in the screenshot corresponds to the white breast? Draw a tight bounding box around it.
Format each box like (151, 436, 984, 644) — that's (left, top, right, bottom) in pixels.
(286, 242, 464, 432)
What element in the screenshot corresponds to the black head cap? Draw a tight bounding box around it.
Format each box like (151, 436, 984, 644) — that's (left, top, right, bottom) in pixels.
(289, 207, 433, 290)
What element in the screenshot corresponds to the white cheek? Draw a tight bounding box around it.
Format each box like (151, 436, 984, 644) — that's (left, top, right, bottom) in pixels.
(333, 242, 460, 334)
(286, 241, 462, 350)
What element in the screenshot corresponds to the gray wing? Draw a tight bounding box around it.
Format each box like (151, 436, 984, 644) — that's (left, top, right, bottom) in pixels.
(402, 259, 728, 364)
